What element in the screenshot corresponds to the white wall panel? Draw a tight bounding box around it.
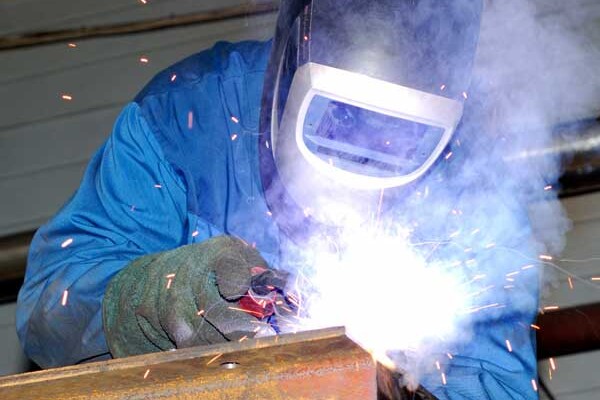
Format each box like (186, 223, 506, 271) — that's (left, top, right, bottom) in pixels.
(0, 303, 29, 376)
(0, 0, 263, 35)
(540, 192, 600, 309)
(537, 191, 600, 400)
(0, 12, 276, 236)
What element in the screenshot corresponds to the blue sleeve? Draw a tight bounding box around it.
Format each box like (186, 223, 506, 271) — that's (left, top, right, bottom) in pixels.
(16, 102, 188, 368)
(422, 312, 539, 399)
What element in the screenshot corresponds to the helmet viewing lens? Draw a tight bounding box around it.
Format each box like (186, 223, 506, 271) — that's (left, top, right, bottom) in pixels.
(302, 95, 445, 178)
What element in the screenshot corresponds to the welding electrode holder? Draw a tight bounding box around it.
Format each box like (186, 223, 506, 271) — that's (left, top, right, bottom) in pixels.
(238, 268, 294, 320)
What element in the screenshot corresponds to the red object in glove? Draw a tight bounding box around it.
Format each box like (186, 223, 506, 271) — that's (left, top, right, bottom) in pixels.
(238, 266, 276, 319)
(239, 292, 275, 319)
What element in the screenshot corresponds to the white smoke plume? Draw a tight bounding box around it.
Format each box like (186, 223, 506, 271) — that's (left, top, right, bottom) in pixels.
(275, 0, 600, 389)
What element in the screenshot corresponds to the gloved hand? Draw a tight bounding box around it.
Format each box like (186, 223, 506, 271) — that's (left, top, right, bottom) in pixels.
(103, 236, 284, 358)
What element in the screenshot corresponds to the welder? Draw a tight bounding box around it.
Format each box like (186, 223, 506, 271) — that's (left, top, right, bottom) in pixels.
(16, 0, 539, 398)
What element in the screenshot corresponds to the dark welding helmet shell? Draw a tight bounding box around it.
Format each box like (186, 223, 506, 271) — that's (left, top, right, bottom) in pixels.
(259, 0, 483, 237)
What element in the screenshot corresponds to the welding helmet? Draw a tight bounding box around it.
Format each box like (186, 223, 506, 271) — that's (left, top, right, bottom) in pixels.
(260, 0, 483, 228)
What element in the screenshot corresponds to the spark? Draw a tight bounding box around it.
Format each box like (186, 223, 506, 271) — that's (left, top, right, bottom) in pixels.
(376, 188, 385, 224)
(465, 303, 499, 314)
(140, 0, 147, 3)
(67, 43, 77, 48)
(506, 278, 515, 282)
(61, 238, 74, 248)
(231, 116, 239, 124)
(506, 271, 520, 277)
(238, 335, 248, 342)
(531, 379, 538, 392)
(197, 309, 205, 316)
(303, 35, 309, 41)
(468, 285, 494, 298)
(548, 367, 553, 380)
(544, 185, 553, 191)
(165, 274, 175, 289)
(192, 230, 199, 237)
(143, 369, 150, 379)
(441, 373, 447, 385)
(462, 91, 468, 99)
(444, 152, 453, 160)
(435, 360, 441, 370)
(130, 205, 136, 212)
(170, 74, 177, 82)
(61, 94, 73, 101)
(440, 84, 446, 91)
(591, 277, 600, 281)
(154, 184, 162, 188)
(504, 285, 515, 289)
(266, 211, 273, 217)
(505, 339, 513, 352)
(567, 276, 574, 289)
(485, 243, 496, 249)
(530, 324, 541, 330)
(231, 134, 238, 141)
(265, 140, 270, 149)
(521, 264, 535, 270)
(206, 353, 223, 366)
(543, 306, 559, 311)
(229, 306, 263, 318)
(61, 290, 69, 306)
(139, 57, 149, 63)
(471, 228, 480, 235)
(446, 353, 453, 360)
(188, 111, 194, 129)
(549, 357, 556, 371)
(539, 254, 553, 261)
(449, 230, 460, 238)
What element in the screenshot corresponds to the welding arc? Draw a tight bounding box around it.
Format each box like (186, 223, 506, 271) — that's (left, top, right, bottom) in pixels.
(0, 3, 279, 51)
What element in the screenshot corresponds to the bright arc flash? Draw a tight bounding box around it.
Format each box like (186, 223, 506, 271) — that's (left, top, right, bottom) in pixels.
(299, 227, 472, 366)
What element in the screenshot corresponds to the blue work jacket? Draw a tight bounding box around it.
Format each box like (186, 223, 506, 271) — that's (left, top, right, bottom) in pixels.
(17, 40, 539, 399)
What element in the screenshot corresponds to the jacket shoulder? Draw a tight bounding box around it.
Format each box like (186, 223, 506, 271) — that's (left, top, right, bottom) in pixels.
(134, 40, 272, 102)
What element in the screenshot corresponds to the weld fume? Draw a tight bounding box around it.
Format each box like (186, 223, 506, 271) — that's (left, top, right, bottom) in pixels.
(270, 0, 599, 388)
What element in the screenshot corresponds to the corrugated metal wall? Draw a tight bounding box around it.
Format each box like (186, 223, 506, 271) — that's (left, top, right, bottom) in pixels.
(0, 0, 277, 236)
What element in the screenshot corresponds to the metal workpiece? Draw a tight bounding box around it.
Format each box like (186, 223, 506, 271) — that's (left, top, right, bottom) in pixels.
(0, 327, 434, 399)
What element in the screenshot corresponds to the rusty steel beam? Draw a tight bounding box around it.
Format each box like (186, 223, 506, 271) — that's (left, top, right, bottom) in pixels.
(0, 327, 434, 400)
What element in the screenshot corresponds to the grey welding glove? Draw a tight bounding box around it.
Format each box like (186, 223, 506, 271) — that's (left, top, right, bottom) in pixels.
(103, 236, 277, 358)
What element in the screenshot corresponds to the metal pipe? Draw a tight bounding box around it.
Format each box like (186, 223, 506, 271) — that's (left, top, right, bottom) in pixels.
(536, 303, 600, 359)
